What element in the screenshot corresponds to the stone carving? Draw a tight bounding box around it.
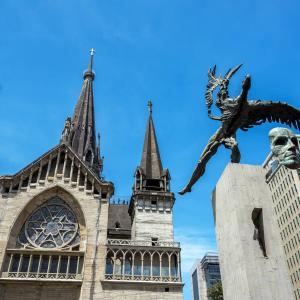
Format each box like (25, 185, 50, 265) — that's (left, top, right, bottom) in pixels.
(269, 127, 300, 169)
(180, 65, 300, 194)
(18, 196, 80, 249)
(60, 117, 72, 143)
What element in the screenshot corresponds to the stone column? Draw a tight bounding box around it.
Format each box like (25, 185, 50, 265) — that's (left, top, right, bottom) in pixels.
(212, 163, 293, 300)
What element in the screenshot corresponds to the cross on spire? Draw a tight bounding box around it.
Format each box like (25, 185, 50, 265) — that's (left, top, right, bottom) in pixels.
(84, 48, 95, 80)
(90, 48, 96, 56)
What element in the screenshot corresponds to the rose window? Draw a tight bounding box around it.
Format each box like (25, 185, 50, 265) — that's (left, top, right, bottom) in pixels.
(18, 196, 80, 249)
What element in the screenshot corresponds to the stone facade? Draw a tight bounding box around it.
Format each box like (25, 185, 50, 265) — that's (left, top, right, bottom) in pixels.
(130, 191, 174, 241)
(0, 55, 183, 299)
(0, 178, 182, 299)
(0, 283, 81, 300)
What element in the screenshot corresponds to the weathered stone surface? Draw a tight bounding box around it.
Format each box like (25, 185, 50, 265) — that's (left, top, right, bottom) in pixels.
(131, 204, 174, 241)
(212, 163, 294, 300)
(0, 180, 183, 299)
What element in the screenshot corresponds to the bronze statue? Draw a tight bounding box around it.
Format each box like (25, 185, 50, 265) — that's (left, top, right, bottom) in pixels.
(179, 65, 300, 195)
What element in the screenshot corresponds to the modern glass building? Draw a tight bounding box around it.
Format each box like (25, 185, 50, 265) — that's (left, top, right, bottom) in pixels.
(190, 253, 221, 300)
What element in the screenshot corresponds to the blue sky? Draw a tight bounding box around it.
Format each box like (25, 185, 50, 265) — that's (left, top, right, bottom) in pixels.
(1, 0, 300, 298)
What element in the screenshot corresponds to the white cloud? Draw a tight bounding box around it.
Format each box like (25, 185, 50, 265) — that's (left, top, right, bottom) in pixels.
(175, 227, 216, 273)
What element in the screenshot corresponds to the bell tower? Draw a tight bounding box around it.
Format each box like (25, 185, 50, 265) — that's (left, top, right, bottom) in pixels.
(129, 101, 175, 242)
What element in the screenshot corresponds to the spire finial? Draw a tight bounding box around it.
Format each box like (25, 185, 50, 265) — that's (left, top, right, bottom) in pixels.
(88, 48, 95, 70)
(90, 48, 96, 56)
(84, 48, 96, 80)
(147, 100, 152, 114)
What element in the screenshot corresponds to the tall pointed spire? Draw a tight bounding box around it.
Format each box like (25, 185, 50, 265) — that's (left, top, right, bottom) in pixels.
(61, 49, 102, 175)
(132, 101, 170, 194)
(140, 101, 163, 179)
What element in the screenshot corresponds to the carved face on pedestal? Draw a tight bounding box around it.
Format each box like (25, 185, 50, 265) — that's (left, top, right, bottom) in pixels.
(269, 127, 300, 169)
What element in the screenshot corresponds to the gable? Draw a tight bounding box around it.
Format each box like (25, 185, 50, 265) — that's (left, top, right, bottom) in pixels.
(0, 143, 114, 197)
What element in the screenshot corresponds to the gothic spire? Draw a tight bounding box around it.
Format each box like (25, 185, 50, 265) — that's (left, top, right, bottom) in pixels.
(61, 49, 102, 175)
(139, 101, 163, 179)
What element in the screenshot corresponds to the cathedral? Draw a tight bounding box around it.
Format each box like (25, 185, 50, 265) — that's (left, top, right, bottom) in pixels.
(0, 52, 183, 300)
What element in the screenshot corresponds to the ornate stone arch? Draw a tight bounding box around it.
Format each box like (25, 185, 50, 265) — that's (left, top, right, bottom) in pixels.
(1, 186, 87, 281)
(6, 186, 87, 250)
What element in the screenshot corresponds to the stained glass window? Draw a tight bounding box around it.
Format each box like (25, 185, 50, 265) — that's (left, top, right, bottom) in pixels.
(17, 196, 80, 249)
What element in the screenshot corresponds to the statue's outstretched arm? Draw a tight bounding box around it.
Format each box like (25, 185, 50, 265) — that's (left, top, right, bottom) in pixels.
(237, 74, 251, 103)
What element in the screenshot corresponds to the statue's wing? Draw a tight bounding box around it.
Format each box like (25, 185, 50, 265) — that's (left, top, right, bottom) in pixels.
(179, 129, 223, 195)
(206, 64, 242, 120)
(205, 65, 218, 112)
(241, 101, 300, 131)
(224, 64, 243, 82)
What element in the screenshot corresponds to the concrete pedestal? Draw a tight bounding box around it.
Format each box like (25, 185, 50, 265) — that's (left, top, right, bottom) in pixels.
(212, 163, 293, 300)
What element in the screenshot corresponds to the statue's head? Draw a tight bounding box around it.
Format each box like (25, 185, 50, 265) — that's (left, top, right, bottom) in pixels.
(218, 87, 228, 99)
(208, 64, 242, 109)
(269, 127, 300, 169)
(216, 83, 229, 106)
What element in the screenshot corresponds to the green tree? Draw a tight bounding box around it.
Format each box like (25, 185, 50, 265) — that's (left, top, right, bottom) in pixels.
(207, 280, 223, 300)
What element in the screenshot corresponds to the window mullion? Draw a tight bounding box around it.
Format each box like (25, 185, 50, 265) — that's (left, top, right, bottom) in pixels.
(47, 255, 52, 278)
(56, 255, 61, 278)
(66, 255, 71, 278)
(27, 254, 33, 278)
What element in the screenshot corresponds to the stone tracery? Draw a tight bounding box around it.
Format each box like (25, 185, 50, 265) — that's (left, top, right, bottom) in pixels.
(18, 196, 80, 250)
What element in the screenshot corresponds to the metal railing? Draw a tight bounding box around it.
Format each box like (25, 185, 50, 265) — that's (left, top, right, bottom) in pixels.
(107, 239, 180, 248)
(1, 249, 84, 281)
(104, 274, 181, 282)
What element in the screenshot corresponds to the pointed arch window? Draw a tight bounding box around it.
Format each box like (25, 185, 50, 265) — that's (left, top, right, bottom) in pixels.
(17, 196, 80, 250)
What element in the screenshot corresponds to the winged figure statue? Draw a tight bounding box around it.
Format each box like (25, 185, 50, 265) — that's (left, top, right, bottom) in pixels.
(179, 65, 300, 195)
